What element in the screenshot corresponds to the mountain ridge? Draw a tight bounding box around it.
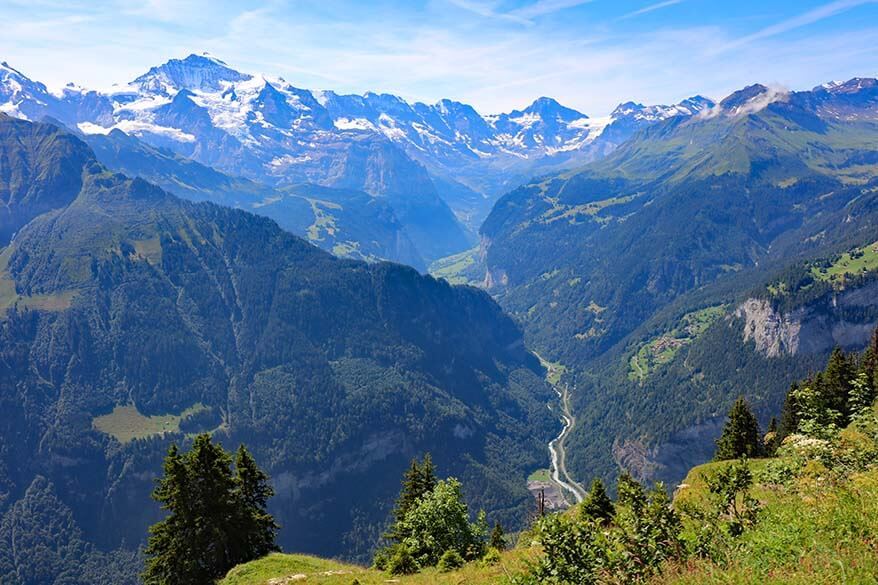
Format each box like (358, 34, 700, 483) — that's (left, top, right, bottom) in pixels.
(0, 53, 717, 231)
(0, 115, 557, 583)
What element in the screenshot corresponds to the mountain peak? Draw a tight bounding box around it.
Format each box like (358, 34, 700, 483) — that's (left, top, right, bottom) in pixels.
(611, 101, 647, 117)
(719, 84, 769, 109)
(521, 97, 587, 121)
(132, 53, 252, 95)
(818, 77, 877, 95)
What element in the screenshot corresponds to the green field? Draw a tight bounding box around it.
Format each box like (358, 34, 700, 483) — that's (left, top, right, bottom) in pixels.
(0, 245, 78, 316)
(429, 246, 482, 286)
(629, 305, 726, 382)
(527, 468, 552, 482)
(811, 240, 878, 287)
(92, 403, 208, 444)
(534, 353, 567, 386)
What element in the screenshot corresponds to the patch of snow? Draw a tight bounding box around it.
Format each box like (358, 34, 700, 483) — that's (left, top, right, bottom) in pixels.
(334, 117, 376, 131)
(78, 120, 196, 142)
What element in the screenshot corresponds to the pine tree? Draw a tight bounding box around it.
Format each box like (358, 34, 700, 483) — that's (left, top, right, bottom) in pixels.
(580, 478, 614, 525)
(143, 444, 200, 585)
(384, 454, 437, 543)
(778, 382, 800, 441)
(143, 435, 278, 585)
(489, 521, 507, 551)
(763, 417, 779, 455)
(232, 445, 280, 565)
(714, 397, 761, 461)
(861, 327, 878, 389)
(823, 347, 855, 421)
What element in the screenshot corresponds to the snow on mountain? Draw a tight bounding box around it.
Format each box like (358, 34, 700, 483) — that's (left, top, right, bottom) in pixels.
(0, 53, 735, 232)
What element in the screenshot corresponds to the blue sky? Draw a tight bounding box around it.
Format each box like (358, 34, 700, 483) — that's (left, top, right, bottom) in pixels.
(2, 0, 877, 115)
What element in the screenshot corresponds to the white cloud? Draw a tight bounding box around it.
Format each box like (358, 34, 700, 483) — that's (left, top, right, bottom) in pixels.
(445, 0, 594, 24)
(1, 0, 877, 117)
(618, 0, 682, 21)
(712, 0, 878, 54)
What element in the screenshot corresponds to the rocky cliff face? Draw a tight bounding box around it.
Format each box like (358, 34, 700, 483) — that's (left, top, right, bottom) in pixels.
(736, 281, 878, 357)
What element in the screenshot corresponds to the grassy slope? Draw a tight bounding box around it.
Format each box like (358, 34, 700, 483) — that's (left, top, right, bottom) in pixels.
(221, 548, 538, 585)
(91, 403, 208, 444)
(660, 460, 878, 585)
(226, 453, 878, 585)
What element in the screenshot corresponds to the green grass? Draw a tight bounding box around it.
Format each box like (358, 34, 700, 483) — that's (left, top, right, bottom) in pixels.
(528, 468, 552, 482)
(0, 245, 78, 316)
(534, 353, 567, 386)
(628, 306, 726, 382)
(659, 461, 878, 585)
(428, 246, 481, 286)
(306, 198, 342, 242)
(92, 403, 208, 444)
(811, 241, 878, 287)
(221, 549, 537, 585)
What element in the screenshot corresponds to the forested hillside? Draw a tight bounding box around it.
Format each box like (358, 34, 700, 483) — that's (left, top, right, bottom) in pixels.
(0, 114, 557, 583)
(225, 333, 878, 584)
(480, 78, 878, 486)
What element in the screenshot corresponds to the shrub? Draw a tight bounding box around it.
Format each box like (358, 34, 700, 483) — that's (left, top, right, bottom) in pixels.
(438, 549, 465, 572)
(387, 546, 419, 576)
(482, 547, 502, 566)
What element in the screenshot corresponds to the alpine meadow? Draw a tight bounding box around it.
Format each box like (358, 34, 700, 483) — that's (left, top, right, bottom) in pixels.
(2, 1, 878, 584)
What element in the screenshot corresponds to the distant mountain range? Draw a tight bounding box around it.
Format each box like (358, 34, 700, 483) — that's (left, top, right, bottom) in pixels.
(0, 54, 717, 258)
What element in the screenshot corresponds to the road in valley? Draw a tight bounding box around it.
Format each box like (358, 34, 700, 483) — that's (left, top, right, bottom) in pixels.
(548, 381, 587, 504)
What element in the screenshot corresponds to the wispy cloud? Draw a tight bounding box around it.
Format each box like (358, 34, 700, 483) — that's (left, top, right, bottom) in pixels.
(2, 0, 877, 115)
(511, 0, 595, 20)
(446, 0, 593, 24)
(618, 0, 682, 21)
(712, 0, 878, 54)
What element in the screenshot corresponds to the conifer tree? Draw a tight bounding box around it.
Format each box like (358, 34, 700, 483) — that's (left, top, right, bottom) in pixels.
(489, 521, 507, 551)
(143, 435, 278, 585)
(384, 454, 437, 542)
(778, 382, 801, 440)
(861, 327, 878, 388)
(714, 397, 761, 461)
(764, 417, 779, 455)
(580, 478, 614, 525)
(143, 444, 199, 585)
(823, 347, 855, 420)
(232, 445, 280, 564)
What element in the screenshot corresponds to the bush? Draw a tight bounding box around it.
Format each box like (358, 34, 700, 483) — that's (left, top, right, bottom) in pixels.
(482, 547, 502, 566)
(387, 546, 419, 576)
(398, 478, 487, 566)
(371, 545, 395, 571)
(438, 549, 465, 572)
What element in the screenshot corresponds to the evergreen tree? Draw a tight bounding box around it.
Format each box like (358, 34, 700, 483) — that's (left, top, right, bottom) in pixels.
(232, 445, 280, 564)
(489, 521, 507, 551)
(764, 417, 779, 456)
(823, 347, 855, 420)
(143, 435, 278, 585)
(861, 327, 878, 389)
(143, 444, 200, 585)
(778, 382, 801, 441)
(384, 454, 437, 542)
(714, 397, 761, 461)
(580, 478, 614, 525)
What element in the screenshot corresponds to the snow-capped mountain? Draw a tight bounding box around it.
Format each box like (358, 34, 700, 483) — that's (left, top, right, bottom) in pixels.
(0, 53, 717, 239)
